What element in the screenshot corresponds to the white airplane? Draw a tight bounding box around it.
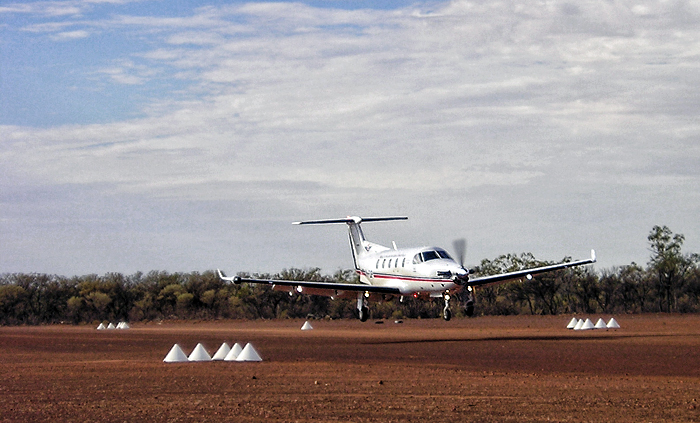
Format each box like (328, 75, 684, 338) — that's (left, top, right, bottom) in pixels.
(218, 216, 596, 321)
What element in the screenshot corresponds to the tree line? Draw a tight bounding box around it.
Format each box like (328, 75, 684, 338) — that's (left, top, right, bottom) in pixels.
(1, 225, 698, 325)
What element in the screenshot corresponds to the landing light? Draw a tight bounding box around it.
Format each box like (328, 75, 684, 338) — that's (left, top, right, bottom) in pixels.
(296, 286, 303, 293)
(526, 274, 533, 280)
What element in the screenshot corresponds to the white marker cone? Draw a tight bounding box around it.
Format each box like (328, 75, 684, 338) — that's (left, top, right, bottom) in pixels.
(188, 343, 212, 362)
(301, 321, 314, 330)
(594, 318, 607, 329)
(607, 317, 621, 329)
(163, 344, 189, 363)
(235, 343, 262, 362)
(107, 323, 116, 329)
(580, 318, 595, 330)
(121, 322, 130, 329)
(224, 343, 243, 361)
(212, 343, 231, 361)
(567, 317, 578, 329)
(96, 323, 106, 330)
(573, 319, 584, 330)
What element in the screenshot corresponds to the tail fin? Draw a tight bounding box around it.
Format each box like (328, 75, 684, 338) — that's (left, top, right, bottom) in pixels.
(294, 216, 407, 269)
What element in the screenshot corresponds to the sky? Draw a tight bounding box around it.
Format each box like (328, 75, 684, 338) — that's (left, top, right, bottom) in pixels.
(1, 0, 699, 277)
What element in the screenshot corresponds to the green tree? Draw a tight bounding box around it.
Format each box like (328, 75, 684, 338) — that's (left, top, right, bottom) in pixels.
(86, 291, 112, 321)
(0, 284, 28, 324)
(66, 296, 84, 323)
(176, 293, 194, 317)
(647, 226, 698, 312)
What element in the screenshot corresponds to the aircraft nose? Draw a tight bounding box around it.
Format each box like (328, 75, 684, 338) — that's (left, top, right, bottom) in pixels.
(453, 267, 469, 285)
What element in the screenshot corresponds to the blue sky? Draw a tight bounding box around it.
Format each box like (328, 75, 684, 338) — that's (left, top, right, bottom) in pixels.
(2, 0, 700, 276)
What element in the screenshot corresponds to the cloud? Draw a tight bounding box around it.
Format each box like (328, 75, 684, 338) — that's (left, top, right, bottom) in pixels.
(96, 60, 156, 84)
(0, 2, 82, 16)
(1, 0, 149, 15)
(2, 0, 700, 273)
(6, 0, 700, 192)
(50, 29, 90, 40)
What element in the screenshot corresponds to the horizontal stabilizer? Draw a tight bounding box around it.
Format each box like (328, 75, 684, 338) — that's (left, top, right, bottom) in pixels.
(293, 216, 407, 225)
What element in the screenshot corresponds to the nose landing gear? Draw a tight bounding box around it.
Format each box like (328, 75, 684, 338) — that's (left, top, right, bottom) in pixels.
(443, 292, 452, 321)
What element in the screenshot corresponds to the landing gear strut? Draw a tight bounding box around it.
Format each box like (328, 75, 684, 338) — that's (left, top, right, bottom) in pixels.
(357, 292, 369, 322)
(464, 287, 475, 317)
(443, 292, 452, 321)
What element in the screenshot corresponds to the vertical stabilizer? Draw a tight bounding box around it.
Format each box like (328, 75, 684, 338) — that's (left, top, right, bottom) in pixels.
(347, 219, 366, 269)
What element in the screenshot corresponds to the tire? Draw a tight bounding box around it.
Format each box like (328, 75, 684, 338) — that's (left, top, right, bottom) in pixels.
(359, 306, 369, 322)
(443, 308, 452, 321)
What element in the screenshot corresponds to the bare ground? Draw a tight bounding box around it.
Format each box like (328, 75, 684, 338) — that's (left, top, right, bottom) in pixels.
(1, 315, 700, 422)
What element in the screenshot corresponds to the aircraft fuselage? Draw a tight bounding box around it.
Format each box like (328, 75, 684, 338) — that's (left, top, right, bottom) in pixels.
(355, 244, 466, 299)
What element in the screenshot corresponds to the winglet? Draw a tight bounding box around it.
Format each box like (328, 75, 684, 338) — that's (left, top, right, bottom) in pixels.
(591, 249, 597, 263)
(217, 269, 236, 283)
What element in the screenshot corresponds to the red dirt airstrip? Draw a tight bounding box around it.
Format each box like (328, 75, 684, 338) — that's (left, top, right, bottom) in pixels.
(1, 315, 700, 422)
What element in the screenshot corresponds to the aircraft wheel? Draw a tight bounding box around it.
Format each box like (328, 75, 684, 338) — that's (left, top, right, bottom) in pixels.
(443, 307, 451, 321)
(465, 302, 474, 317)
(359, 306, 369, 322)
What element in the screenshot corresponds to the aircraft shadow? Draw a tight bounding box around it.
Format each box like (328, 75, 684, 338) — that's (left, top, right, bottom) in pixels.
(363, 333, 680, 345)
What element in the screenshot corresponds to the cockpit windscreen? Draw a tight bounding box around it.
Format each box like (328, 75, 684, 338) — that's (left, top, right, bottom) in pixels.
(413, 249, 453, 264)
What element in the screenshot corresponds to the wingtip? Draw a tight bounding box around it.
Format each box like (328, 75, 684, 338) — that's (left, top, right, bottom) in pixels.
(591, 249, 597, 262)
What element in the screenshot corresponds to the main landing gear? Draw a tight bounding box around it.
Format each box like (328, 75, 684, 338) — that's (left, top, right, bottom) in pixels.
(357, 292, 370, 322)
(464, 287, 475, 317)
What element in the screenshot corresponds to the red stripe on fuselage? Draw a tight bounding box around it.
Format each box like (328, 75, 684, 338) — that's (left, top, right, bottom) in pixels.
(356, 270, 451, 284)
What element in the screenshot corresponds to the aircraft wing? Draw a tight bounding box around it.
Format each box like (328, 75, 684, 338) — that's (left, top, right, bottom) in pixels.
(217, 270, 401, 296)
(467, 250, 596, 287)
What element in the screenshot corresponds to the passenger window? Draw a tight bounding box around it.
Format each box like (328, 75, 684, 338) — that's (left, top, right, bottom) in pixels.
(402, 258, 406, 267)
(382, 259, 386, 268)
(376, 259, 380, 269)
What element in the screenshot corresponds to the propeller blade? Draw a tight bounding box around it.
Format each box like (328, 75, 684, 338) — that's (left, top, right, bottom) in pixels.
(452, 238, 466, 267)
